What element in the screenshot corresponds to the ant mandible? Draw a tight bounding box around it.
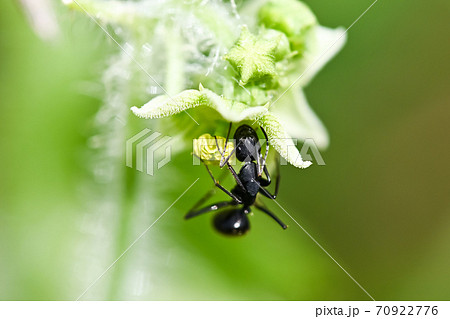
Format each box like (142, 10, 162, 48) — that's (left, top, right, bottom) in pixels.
(185, 123, 288, 236)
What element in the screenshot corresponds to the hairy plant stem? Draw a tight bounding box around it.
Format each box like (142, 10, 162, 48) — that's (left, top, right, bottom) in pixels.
(165, 22, 185, 96)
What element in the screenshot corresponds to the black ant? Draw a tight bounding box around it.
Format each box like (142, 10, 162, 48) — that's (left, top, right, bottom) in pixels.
(185, 123, 287, 236)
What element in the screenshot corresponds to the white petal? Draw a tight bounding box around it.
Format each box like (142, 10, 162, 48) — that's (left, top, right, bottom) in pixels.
(257, 113, 312, 169)
(295, 25, 347, 87)
(271, 89, 329, 149)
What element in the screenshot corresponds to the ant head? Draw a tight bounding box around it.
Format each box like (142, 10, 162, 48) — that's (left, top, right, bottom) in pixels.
(233, 125, 261, 162)
(213, 208, 250, 236)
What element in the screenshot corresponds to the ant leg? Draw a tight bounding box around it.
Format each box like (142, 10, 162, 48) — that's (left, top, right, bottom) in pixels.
(256, 141, 263, 177)
(188, 169, 229, 212)
(259, 126, 270, 169)
(224, 160, 245, 190)
(185, 201, 235, 219)
(215, 123, 232, 164)
(197, 155, 243, 203)
(214, 136, 246, 191)
(218, 123, 239, 168)
(259, 165, 271, 187)
(254, 203, 287, 230)
(219, 147, 237, 168)
(258, 159, 280, 199)
(222, 122, 233, 159)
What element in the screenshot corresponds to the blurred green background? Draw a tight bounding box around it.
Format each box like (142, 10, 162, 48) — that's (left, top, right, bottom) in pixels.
(1, 0, 449, 300)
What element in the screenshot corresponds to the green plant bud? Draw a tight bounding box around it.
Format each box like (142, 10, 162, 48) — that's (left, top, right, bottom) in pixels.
(258, 0, 317, 53)
(260, 28, 291, 61)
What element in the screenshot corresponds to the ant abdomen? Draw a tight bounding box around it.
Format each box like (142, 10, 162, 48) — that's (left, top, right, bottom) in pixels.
(213, 209, 250, 236)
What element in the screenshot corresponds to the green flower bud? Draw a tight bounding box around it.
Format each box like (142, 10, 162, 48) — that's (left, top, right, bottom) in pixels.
(258, 0, 317, 54)
(260, 29, 291, 61)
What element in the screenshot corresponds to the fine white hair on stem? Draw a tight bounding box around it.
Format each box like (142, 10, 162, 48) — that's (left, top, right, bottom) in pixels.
(19, 0, 60, 41)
